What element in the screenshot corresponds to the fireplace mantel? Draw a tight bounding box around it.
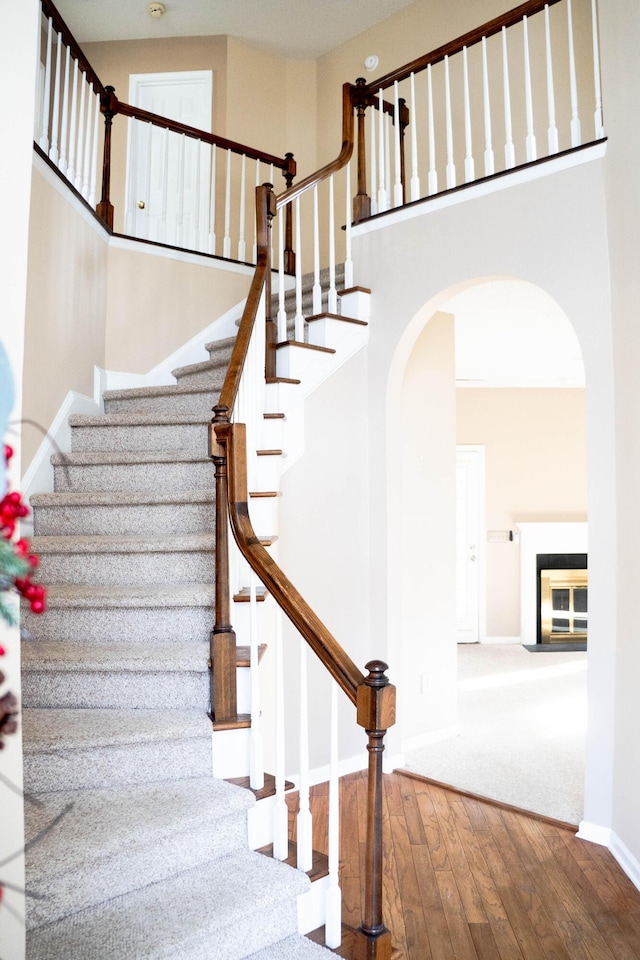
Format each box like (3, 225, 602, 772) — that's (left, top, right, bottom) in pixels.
(517, 522, 588, 645)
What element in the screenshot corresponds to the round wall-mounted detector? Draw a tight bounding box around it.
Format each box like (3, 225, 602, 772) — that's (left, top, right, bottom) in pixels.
(364, 55, 379, 72)
(147, 2, 166, 18)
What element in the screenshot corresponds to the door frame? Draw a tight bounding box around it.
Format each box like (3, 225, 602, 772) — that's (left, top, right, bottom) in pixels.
(456, 444, 487, 643)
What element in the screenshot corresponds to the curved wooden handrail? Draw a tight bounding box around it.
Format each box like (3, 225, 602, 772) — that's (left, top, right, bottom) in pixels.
(41, 0, 107, 98)
(361, 0, 564, 94)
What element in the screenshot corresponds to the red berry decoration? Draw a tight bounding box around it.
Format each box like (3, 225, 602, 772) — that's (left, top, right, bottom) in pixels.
(3, 444, 13, 462)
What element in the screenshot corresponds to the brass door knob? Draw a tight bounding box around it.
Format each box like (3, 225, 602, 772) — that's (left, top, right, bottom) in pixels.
(138, 200, 145, 209)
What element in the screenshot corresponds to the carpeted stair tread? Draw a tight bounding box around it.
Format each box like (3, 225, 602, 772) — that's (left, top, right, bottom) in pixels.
(102, 381, 222, 402)
(26, 777, 253, 928)
(30, 532, 217, 555)
(30, 489, 216, 508)
(51, 449, 211, 467)
(246, 936, 333, 958)
(22, 640, 208, 672)
(26, 850, 310, 960)
(68, 412, 210, 428)
(31, 582, 215, 608)
(171, 354, 231, 380)
(22, 708, 210, 753)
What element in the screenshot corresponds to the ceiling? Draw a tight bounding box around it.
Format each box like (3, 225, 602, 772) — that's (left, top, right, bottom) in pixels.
(54, 0, 415, 59)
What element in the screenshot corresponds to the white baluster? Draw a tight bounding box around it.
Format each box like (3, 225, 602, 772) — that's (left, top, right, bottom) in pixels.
(312, 185, 322, 316)
(74, 73, 86, 192)
(591, 0, 604, 139)
(125, 119, 137, 235)
(34, 9, 43, 141)
(194, 138, 202, 251)
(39, 16, 53, 152)
(567, 0, 582, 147)
(253, 159, 260, 263)
(377, 89, 387, 212)
(177, 133, 185, 246)
(296, 640, 313, 873)
(160, 128, 169, 243)
(82, 83, 93, 200)
(324, 680, 342, 948)
(238, 153, 246, 261)
(444, 55, 456, 189)
(223, 148, 232, 258)
(463, 46, 475, 183)
(277, 211, 287, 342)
(49, 31, 62, 165)
(272, 609, 289, 860)
(482, 37, 495, 176)
(370, 101, 378, 216)
(89, 90, 99, 208)
(249, 569, 264, 792)
(409, 72, 420, 202)
(502, 27, 515, 169)
(328, 175, 337, 315)
(67, 58, 79, 184)
(427, 64, 438, 195)
(58, 45, 71, 174)
(344, 161, 354, 289)
(384, 112, 391, 203)
(523, 16, 537, 162)
(209, 147, 217, 255)
(294, 198, 304, 341)
(393, 81, 403, 207)
(544, 5, 559, 154)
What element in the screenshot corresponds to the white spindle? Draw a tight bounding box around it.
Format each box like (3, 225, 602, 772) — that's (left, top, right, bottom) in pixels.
(312, 185, 322, 316)
(393, 81, 403, 207)
(125, 119, 137, 235)
(324, 681, 342, 948)
(272, 609, 289, 860)
(370, 101, 378, 216)
(74, 73, 86, 192)
(294, 198, 304, 341)
(223, 149, 232, 259)
(567, 0, 582, 147)
(463, 46, 475, 182)
(248, 570, 264, 792)
(344, 162, 354, 289)
(209, 147, 217, 255)
(39, 16, 53, 152)
(58, 45, 71, 174)
(237, 153, 246, 261)
(194, 139, 202, 251)
(67, 58, 79, 184)
(591, 0, 604, 139)
(160, 128, 169, 243)
(253, 159, 260, 263)
(177, 133, 186, 246)
(81, 84, 93, 199)
(377, 89, 387, 212)
(89, 90, 99, 208)
(482, 38, 495, 176)
(427, 65, 438, 195)
(384, 113, 391, 203)
(49, 31, 62, 165)
(502, 27, 515, 169)
(444, 55, 456, 189)
(409, 72, 420, 202)
(296, 640, 313, 873)
(328, 175, 337, 315)
(34, 9, 43, 141)
(544, 5, 559, 154)
(277, 212, 287, 342)
(523, 16, 537, 162)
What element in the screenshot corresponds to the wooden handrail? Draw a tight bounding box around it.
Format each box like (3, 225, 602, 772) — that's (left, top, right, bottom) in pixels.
(41, 0, 106, 98)
(361, 0, 565, 93)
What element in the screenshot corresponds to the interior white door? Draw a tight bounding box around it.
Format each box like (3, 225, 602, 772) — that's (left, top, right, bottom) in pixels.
(456, 446, 484, 642)
(126, 71, 212, 250)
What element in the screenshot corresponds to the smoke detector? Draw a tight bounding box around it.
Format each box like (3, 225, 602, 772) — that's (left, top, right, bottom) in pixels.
(147, 2, 166, 18)
(364, 55, 379, 73)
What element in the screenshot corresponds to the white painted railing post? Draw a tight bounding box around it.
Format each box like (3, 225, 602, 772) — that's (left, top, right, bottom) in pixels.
(74, 72, 86, 192)
(409, 72, 421, 202)
(328, 175, 337, 315)
(502, 26, 516, 169)
(81, 83, 94, 200)
(238, 154, 247, 262)
(253, 159, 260, 264)
(523, 16, 537, 162)
(344, 162, 354, 289)
(312, 185, 322, 316)
(248, 569, 264, 792)
(393, 81, 403, 207)
(277, 211, 287, 342)
(223, 149, 232, 259)
(49, 31, 62, 165)
(370, 101, 378, 216)
(160, 128, 169, 244)
(89, 90, 100, 208)
(377, 89, 387, 212)
(39, 16, 53, 153)
(463, 46, 475, 183)
(177, 133, 185, 247)
(567, 0, 582, 147)
(297, 640, 313, 873)
(324, 680, 342, 948)
(427, 64, 438, 195)
(67, 58, 79, 184)
(444, 55, 456, 189)
(544, 4, 559, 154)
(58, 44, 71, 174)
(591, 0, 605, 139)
(272, 609, 289, 860)
(294, 198, 304, 341)
(209, 147, 217, 255)
(482, 37, 495, 176)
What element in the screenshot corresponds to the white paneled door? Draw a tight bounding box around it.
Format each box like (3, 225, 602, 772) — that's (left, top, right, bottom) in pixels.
(456, 446, 485, 643)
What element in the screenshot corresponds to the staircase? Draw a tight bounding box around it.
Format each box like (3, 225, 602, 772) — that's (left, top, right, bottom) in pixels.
(20, 309, 335, 957)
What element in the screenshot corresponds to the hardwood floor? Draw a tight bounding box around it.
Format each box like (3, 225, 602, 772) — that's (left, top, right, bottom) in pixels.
(296, 770, 640, 959)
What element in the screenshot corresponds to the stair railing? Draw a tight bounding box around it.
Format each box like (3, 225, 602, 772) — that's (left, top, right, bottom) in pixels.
(351, 0, 605, 221)
(210, 82, 396, 958)
(36, 0, 297, 265)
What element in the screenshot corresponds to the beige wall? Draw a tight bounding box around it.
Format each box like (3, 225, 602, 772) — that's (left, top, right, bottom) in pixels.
(457, 388, 588, 638)
(23, 164, 109, 468)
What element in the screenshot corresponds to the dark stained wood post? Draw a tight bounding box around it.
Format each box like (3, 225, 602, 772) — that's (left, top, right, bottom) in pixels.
(96, 85, 117, 230)
(262, 184, 278, 381)
(399, 98, 409, 206)
(208, 404, 237, 722)
(282, 152, 296, 275)
(354, 660, 396, 960)
(353, 78, 372, 223)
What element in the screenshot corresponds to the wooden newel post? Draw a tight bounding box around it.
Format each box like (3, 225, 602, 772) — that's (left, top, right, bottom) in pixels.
(282, 152, 296, 275)
(354, 660, 396, 960)
(208, 407, 237, 723)
(96, 85, 117, 230)
(399, 98, 409, 207)
(353, 78, 372, 223)
(259, 183, 278, 382)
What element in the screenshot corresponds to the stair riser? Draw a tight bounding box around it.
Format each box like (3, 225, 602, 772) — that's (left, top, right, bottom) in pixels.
(173, 367, 232, 388)
(71, 423, 209, 456)
(21, 605, 214, 643)
(32, 501, 215, 537)
(22, 670, 209, 710)
(23, 735, 211, 793)
(27, 812, 248, 929)
(104, 392, 219, 417)
(54, 460, 213, 493)
(37, 550, 215, 586)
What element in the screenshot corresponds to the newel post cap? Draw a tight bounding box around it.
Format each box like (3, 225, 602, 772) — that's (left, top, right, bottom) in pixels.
(356, 660, 396, 732)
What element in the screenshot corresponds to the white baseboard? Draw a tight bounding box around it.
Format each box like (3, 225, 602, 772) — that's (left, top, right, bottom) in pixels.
(576, 820, 611, 846)
(481, 636, 522, 644)
(609, 831, 640, 893)
(401, 725, 460, 755)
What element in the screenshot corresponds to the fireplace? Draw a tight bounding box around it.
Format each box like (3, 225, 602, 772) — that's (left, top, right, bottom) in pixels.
(537, 553, 588, 644)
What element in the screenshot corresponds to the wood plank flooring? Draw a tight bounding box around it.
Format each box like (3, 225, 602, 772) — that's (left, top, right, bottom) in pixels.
(294, 770, 640, 959)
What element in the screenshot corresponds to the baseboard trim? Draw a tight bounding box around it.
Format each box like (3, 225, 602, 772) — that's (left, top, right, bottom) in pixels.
(576, 820, 611, 846)
(609, 831, 640, 892)
(401, 725, 460, 754)
(480, 636, 522, 644)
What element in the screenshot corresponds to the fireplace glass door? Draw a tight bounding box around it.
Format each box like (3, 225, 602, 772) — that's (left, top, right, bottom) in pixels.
(540, 569, 588, 643)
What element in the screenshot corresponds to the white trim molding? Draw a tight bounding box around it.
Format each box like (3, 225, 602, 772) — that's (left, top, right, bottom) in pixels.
(609, 831, 640, 893)
(577, 820, 611, 846)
